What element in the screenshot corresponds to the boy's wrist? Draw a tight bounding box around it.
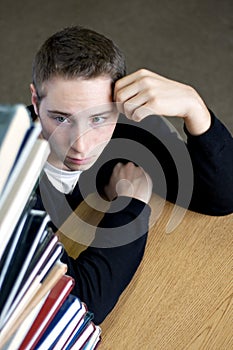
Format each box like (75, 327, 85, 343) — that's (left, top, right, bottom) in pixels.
(183, 90, 211, 136)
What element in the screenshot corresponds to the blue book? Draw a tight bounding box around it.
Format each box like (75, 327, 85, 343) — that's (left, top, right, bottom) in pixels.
(52, 302, 88, 350)
(64, 311, 94, 350)
(35, 294, 82, 350)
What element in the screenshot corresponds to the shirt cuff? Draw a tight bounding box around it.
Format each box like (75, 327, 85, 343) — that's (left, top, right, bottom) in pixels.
(184, 110, 231, 157)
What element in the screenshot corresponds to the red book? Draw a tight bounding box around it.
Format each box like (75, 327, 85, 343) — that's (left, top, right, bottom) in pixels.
(19, 274, 75, 350)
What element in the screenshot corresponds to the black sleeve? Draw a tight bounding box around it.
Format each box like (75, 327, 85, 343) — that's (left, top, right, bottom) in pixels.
(185, 111, 233, 215)
(101, 112, 233, 216)
(61, 198, 151, 324)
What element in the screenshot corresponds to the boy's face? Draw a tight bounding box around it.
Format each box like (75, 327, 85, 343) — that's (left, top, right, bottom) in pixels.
(31, 76, 118, 171)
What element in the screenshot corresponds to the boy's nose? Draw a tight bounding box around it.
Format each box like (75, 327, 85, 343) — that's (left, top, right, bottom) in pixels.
(70, 128, 90, 154)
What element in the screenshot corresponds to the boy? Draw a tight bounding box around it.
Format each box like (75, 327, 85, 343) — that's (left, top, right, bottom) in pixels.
(29, 26, 233, 324)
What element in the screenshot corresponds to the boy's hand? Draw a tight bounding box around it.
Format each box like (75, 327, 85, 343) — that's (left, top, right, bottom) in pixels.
(104, 162, 152, 204)
(114, 69, 211, 135)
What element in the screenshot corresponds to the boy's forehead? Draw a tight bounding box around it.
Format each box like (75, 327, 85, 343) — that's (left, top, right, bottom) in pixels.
(39, 77, 117, 117)
(38, 76, 115, 115)
(42, 75, 113, 93)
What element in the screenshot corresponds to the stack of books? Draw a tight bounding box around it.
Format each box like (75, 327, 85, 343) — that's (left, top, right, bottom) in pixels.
(0, 105, 101, 350)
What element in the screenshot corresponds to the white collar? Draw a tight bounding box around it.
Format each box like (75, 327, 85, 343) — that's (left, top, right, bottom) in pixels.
(44, 162, 82, 194)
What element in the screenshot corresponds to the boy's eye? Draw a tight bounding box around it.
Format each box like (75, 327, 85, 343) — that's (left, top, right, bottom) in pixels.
(55, 116, 69, 123)
(91, 116, 106, 125)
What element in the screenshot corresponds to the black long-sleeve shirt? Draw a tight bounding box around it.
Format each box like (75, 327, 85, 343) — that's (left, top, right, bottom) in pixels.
(30, 106, 233, 324)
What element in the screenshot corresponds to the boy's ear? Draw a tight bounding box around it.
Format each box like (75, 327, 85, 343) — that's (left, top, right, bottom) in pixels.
(30, 83, 39, 115)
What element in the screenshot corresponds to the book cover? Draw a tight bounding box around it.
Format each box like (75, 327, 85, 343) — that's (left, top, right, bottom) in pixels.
(35, 294, 83, 350)
(0, 104, 31, 195)
(0, 261, 68, 348)
(52, 302, 87, 350)
(0, 210, 51, 326)
(0, 192, 37, 284)
(0, 138, 50, 259)
(19, 275, 75, 350)
(1, 295, 46, 350)
(64, 312, 95, 350)
(82, 325, 102, 350)
(8, 239, 64, 324)
(0, 119, 41, 204)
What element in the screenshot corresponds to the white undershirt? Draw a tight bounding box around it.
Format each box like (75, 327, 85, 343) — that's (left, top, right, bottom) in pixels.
(44, 162, 82, 194)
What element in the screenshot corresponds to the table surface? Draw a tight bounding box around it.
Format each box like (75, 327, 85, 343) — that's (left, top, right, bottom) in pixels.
(58, 193, 233, 350)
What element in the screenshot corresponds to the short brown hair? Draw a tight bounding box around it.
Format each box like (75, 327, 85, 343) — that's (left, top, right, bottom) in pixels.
(32, 25, 126, 98)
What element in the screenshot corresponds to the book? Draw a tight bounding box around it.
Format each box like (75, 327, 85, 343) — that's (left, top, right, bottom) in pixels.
(0, 118, 41, 203)
(0, 138, 50, 259)
(35, 294, 83, 350)
(0, 104, 31, 195)
(19, 275, 75, 350)
(52, 302, 87, 350)
(16, 226, 58, 294)
(0, 261, 68, 348)
(1, 294, 47, 350)
(63, 311, 95, 350)
(0, 210, 51, 326)
(69, 322, 96, 350)
(7, 240, 64, 328)
(0, 274, 43, 345)
(0, 193, 37, 286)
(82, 325, 102, 350)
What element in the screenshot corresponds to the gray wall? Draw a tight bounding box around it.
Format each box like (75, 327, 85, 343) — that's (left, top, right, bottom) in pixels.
(0, 0, 232, 133)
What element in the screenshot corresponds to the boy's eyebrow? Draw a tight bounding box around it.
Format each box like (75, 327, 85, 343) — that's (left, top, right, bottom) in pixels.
(91, 109, 115, 117)
(47, 110, 72, 117)
(47, 108, 116, 118)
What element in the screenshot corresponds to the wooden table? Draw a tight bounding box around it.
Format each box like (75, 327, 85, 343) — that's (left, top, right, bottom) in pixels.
(59, 194, 233, 350)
